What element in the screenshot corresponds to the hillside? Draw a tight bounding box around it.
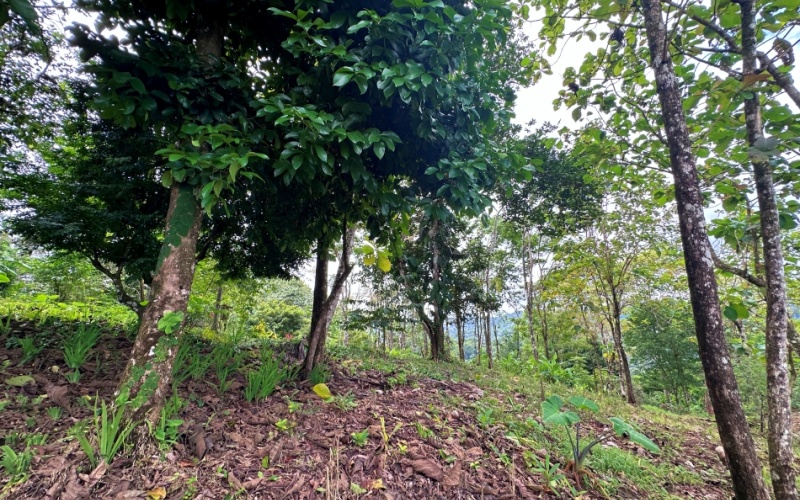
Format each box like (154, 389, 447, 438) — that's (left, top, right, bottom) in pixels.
(0, 319, 737, 499)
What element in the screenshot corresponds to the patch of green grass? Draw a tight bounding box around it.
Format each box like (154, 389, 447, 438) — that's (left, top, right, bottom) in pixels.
(590, 446, 703, 497)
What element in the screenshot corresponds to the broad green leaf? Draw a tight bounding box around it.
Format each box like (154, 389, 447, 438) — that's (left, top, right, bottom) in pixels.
(0, 273, 9, 283)
(609, 417, 659, 453)
(377, 255, 391, 272)
(312, 383, 333, 400)
(567, 396, 598, 413)
(542, 395, 580, 426)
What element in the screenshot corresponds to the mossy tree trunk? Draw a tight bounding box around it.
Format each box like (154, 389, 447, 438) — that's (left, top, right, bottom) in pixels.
(118, 19, 223, 426)
(118, 183, 203, 424)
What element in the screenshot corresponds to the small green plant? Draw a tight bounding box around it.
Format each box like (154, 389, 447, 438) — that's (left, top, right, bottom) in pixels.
(74, 396, 137, 467)
(332, 391, 358, 411)
(308, 363, 330, 385)
(286, 399, 302, 413)
(150, 390, 185, 449)
(275, 418, 293, 432)
(351, 428, 369, 447)
(209, 344, 243, 395)
(65, 370, 82, 384)
(542, 395, 659, 488)
(0, 445, 32, 481)
(244, 355, 287, 402)
(387, 371, 408, 387)
(25, 433, 47, 446)
(414, 422, 435, 440)
(173, 336, 209, 384)
(47, 406, 63, 420)
(475, 403, 497, 428)
(379, 416, 403, 453)
(0, 399, 10, 412)
(63, 324, 102, 371)
(17, 336, 42, 365)
(524, 451, 567, 494)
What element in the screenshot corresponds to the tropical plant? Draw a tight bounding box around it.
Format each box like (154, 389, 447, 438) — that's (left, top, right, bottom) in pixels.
(542, 395, 659, 488)
(244, 355, 287, 403)
(0, 445, 32, 481)
(63, 323, 102, 371)
(75, 396, 137, 467)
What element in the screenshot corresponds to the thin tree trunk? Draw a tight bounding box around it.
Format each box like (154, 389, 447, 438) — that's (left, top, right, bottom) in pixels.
(613, 302, 636, 404)
(740, 1, 796, 495)
(484, 311, 493, 369)
(522, 234, 540, 361)
(457, 312, 465, 361)
(303, 223, 356, 377)
(639, 1, 769, 497)
(211, 283, 223, 333)
(476, 314, 482, 365)
(493, 320, 500, 361)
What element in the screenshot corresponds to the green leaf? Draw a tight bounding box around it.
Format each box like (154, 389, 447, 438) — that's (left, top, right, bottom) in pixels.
(0, 273, 10, 284)
(333, 69, 354, 87)
(312, 383, 333, 401)
(542, 395, 580, 426)
(567, 396, 598, 412)
(377, 255, 391, 272)
(8, 0, 39, 34)
(157, 311, 185, 334)
(779, 213, 797, 230)
(723, 305, 739, 321)
(5, 375, 34, 387)
(374, 142, 386, 159)
(314, 145, 328, 164)
(609, 417, 659, 453)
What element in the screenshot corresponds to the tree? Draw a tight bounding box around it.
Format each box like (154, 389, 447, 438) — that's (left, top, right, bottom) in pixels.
(499, 129, 601, 362)
(5, 103, 168, 316)
(70, 0, 522, 420)
(627, 299, 702, 407)
(638, 0, 769, 495)
(526, 0, 781, 492)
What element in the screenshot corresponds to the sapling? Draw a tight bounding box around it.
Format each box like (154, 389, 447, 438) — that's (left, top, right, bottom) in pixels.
(542, 395, 659, 488)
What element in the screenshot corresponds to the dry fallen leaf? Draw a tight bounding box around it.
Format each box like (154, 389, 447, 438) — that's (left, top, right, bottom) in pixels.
(370, 478, 385, 490)
(145, 486, 166, 500)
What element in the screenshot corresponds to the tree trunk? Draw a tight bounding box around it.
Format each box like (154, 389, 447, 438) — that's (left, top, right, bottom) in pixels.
(484, 311, 493, 369)
(613, 303, 636, 404)
(211, 283, 223, 333)
(303, 223, 356, 377)
(118, 183, 203, 424)
(639, 1, 769, 497)
(522, 234, 540, 361)
(493, 320, 500, 361)
(740, 1, 796, 496)
(476, 314, 481, 365)
(456, 312, 465, 361)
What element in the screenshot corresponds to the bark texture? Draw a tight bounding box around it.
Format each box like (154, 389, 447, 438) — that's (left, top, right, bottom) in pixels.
(119, 183, 203, 423)
(740, 1, 796, 495)
(640, 0, 769, 497)
(303, 224, 356, 377)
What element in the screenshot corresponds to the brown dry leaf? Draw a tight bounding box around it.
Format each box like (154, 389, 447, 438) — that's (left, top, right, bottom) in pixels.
(409, 458, 444, 481)
(742, 73, 771, 86)
(464, 446, 483, 459)
(442, 460, 461, 488)
(145, 486, 167, 500)
(47, 384, 71, 410)
(114, 492, 145, 499)
(190, 425, 208, 460)
(78, 461, 107, 490)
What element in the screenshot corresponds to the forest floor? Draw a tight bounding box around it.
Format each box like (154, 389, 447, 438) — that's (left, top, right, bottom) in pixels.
(0, 319, 741, 499)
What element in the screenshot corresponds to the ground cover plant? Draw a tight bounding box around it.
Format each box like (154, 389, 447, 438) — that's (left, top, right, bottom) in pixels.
(0, 303, 745, 498)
